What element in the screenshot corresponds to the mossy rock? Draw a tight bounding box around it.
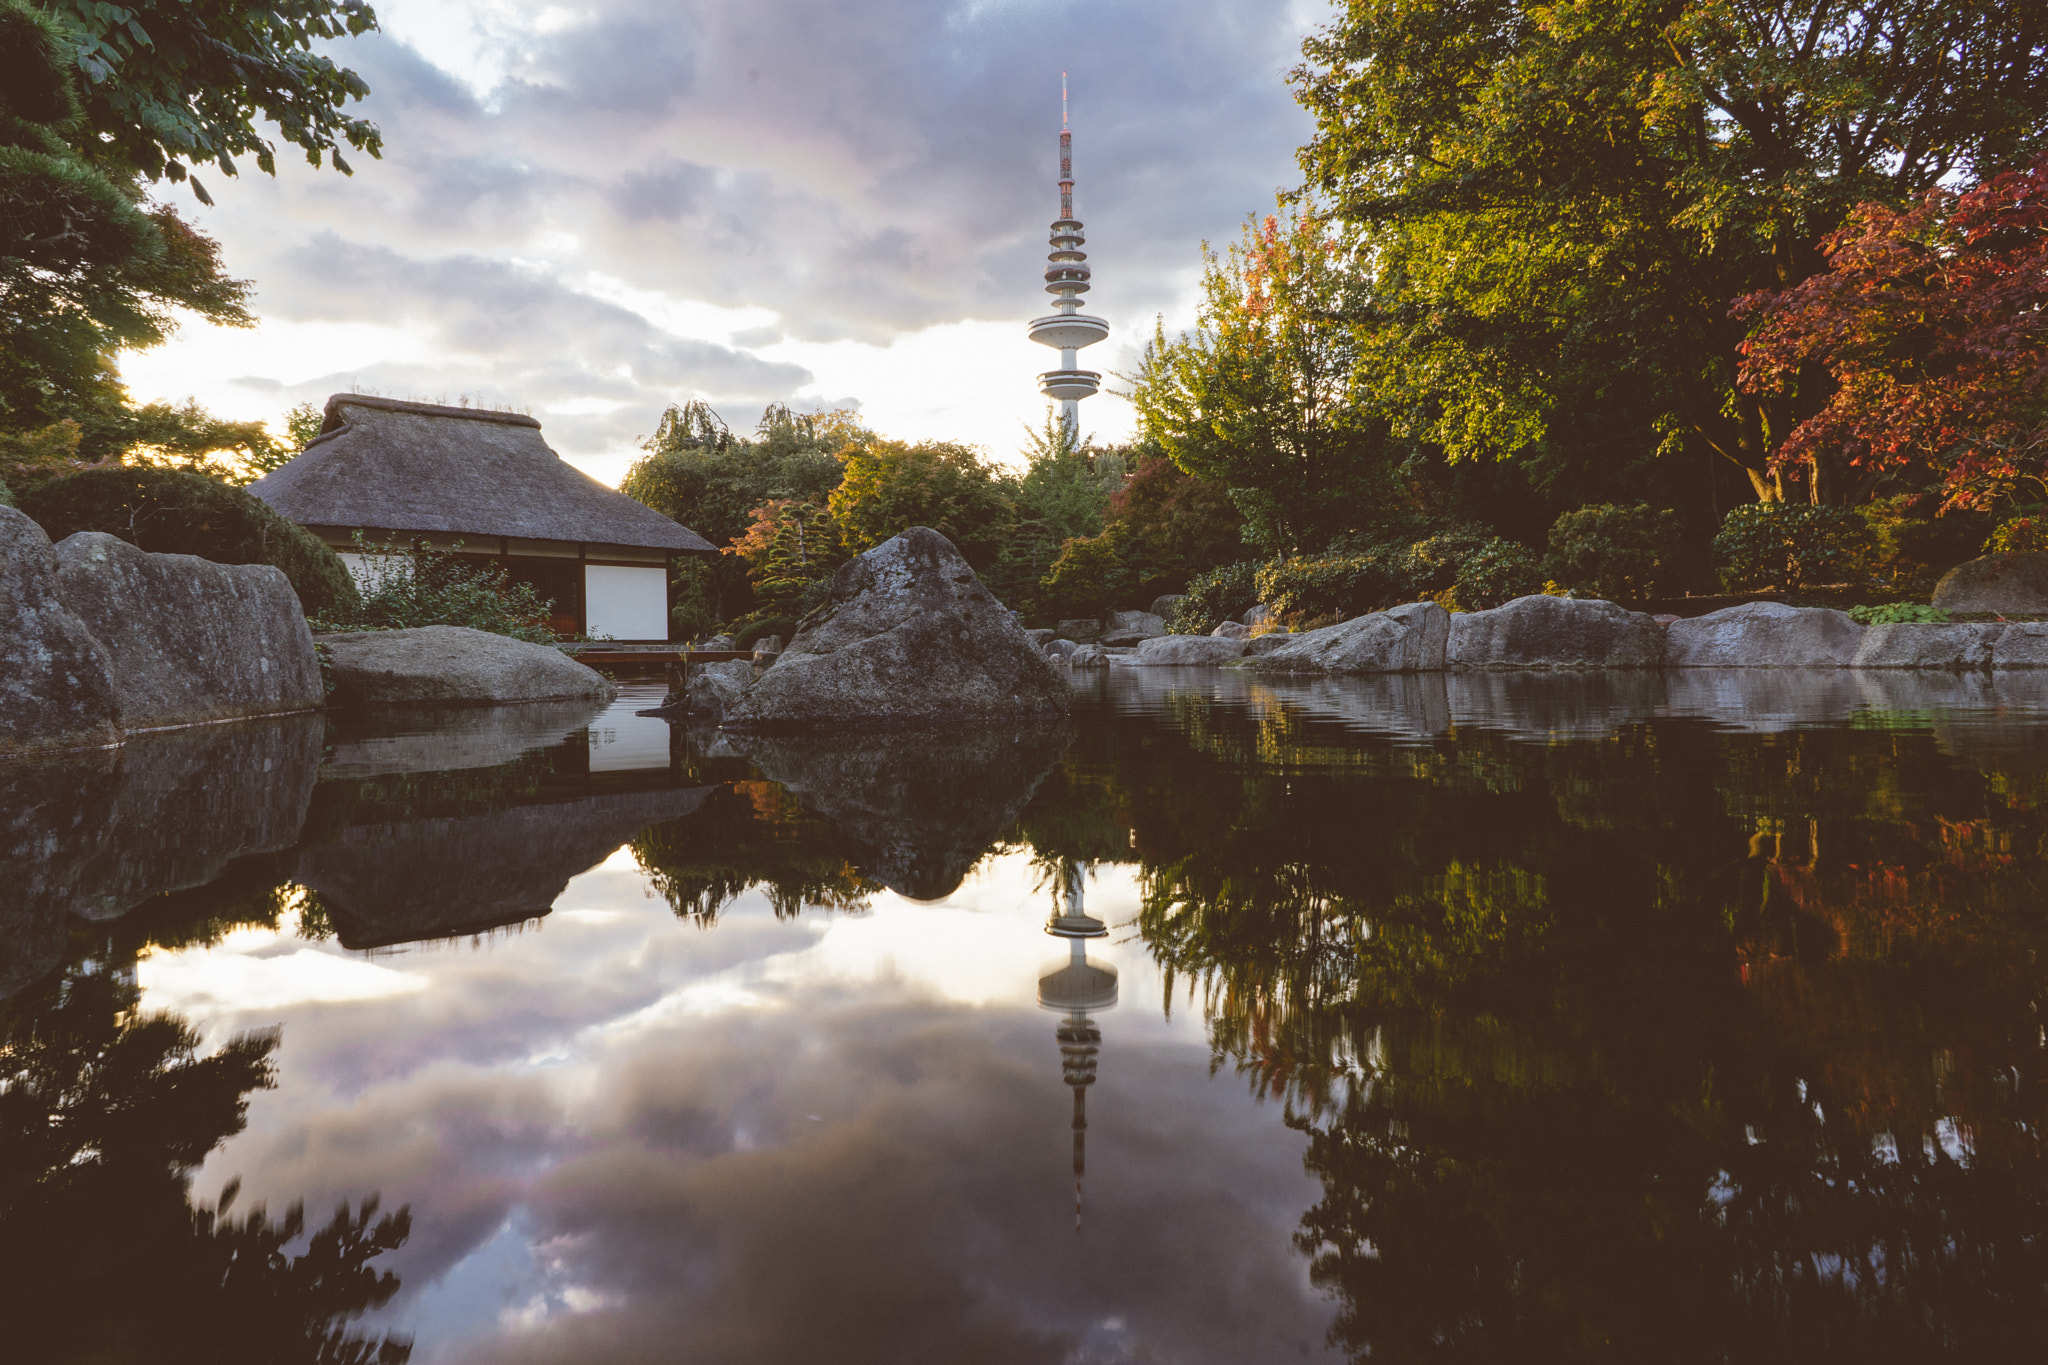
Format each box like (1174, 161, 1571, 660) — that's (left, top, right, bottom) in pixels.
(20, 467, 358, 616)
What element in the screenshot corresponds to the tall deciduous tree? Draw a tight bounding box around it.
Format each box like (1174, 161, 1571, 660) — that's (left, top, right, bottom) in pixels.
(1128, 203, 1394, 554)
(1736, 155, 2048, 512)
(1294, 0, 2048, 505)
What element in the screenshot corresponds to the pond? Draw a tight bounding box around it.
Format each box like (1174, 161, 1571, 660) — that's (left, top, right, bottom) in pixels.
(6, 668, 2048, 1361)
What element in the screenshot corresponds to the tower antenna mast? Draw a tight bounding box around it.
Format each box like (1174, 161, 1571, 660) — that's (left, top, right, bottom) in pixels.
(1028, 74, 1107, 444)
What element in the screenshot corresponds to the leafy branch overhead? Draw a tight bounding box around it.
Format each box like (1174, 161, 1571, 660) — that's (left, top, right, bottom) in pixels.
(37, 0, 382, 195)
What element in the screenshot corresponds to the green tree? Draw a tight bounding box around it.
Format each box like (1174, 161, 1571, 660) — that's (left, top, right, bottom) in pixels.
(985, 406, 1123, 614)
(33, 0, 382, 197)
(1294, 0, 2048, 508)
(2, 0, 381, 473)
(726, 496, 844, 622)
(827, 435, 1014, 571)
(1129, 203, 1397, 553)
(0, 1, 256, 445)
(621, 400, 858, 624)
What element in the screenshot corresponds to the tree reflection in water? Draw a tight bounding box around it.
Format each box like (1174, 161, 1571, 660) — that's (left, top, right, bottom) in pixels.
(1039, 695, 2048, 1360)
(0, 861, 412, 1365)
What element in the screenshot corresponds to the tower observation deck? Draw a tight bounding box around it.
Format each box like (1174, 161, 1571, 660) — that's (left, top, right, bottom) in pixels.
(1028, 74, 1108, 440)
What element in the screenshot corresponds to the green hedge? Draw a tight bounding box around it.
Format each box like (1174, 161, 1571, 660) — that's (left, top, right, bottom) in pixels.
(21, 467, 357, 615)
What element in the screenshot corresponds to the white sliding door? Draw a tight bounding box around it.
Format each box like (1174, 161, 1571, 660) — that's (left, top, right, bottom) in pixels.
(583, 564, 668, 640)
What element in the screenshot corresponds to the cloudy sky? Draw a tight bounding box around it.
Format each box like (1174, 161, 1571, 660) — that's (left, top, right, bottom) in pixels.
(121, 0, 1324, 484)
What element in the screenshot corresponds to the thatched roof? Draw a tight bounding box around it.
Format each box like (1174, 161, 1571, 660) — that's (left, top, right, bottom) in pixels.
(249, 394, 715, 553)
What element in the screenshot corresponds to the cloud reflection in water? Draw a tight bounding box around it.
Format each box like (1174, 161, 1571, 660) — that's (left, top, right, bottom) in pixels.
(147, 853, 1336, 1363)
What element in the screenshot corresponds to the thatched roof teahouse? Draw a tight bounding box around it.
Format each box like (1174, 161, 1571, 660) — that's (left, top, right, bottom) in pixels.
(251, 394, 714, 640)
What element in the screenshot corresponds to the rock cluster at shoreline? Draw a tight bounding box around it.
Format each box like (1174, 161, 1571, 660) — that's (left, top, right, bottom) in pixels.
(1047, 593, 2048, 675)
(4, 505, 619, 754)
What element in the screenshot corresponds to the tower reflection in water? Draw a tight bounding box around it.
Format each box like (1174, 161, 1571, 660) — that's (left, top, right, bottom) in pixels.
(1036, 860, 1116, 1233)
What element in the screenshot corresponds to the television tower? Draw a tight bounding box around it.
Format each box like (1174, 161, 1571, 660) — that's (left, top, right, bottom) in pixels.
(1028, 73, 1108, 442)
(1037, 859, 1117, 1233)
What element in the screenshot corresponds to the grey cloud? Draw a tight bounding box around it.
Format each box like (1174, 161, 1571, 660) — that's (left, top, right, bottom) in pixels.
(278, 233, 812, 400)
(607, 158, 716, 223)
(196, 0, 1310, 450)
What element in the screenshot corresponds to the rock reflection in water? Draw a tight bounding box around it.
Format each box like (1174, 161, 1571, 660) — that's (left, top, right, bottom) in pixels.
(321, 698, 612, 779)
(0, 716, 323, 998)
(734, 722, 1072, 899)
(296, 786, 717, 949)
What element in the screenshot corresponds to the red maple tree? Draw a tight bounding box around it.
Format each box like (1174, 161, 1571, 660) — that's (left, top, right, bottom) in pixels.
(1735, 156, 2048, 510)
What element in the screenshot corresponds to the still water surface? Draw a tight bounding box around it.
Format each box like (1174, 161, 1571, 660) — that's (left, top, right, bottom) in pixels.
(7, 669, 2048, 1361)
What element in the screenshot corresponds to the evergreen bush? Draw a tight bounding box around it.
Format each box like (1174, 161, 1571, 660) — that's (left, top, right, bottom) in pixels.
(733, 616, 796, 650)
(1444, 538, 1544, 610)
(1037, 530, 1138, 622)
(1713, 502, 1875, 591)
(19, 466, 357, 615)
(1168, 561, 1263, 634)
(1544, 503, 1677, 601)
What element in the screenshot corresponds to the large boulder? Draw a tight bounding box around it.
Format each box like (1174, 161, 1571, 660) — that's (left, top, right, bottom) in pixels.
(722, 527, 1071, 729)
(1149, 594, 1185, 620)
(1446, 595, 1665, 670)
(0, 508, 120, 754)
(1663, 601, 1865, 668)
(1211, 620, 1251, 640)
(1, 715, 321, 997)
(1994, 623, 2048, 667)
(1932, 553, 2048, 613)
(1245, 632, 1296, 657)
(53, 531, 323, 728)
(1055, 617, 1103, 642)
(680, 659, 754, 720)
(1248, 602, 1452, 674)
(297, 786, 715, 950)
(1852, 622, 1998, 670)
(1099, 610, 1166, 646)
(1067, 643, 1109, 668)
(1131, 635, 1248, 665)
(319, 624, 618, 706)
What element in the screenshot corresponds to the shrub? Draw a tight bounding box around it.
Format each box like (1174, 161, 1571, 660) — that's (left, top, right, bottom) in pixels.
(20, 466, 357, 615)
(1544, 503, 1677, 601)
(1987, 515, 2048, 555)
(1168, 561, 1263, 634)
(1444, 538, 1544, 610)
(1037, 529, 1138, 622)
(1861, 494, 1989, 595)
(1848, 602, 1952, 625)
(1248, 530, 1542, 625)
(733, 616, 797, 650)
(1713, 502, 1875, 591)
(1255, 552, 1410, 628)
(311, 535, 556, 643)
